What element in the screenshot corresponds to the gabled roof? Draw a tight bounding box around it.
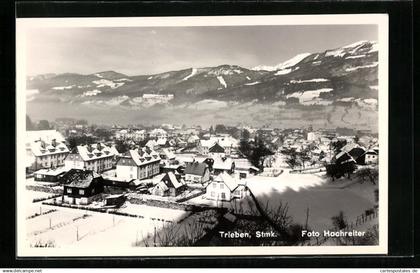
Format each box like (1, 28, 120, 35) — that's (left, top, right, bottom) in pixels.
(31, 140, 69, 157)
(335, 151, 356, 164)
(209, 142, 225, 153)
(348, 147, 366, 160)
(62, 169, 101, 188)
(211, 172, 239, 191)
(74, 143, 118, 161)
(160, 172, 184, 189)
(123, 147, 160, 167)
(184, 162, 208, 176)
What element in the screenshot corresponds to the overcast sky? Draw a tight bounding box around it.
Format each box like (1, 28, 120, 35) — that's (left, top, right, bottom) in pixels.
(25, 25, 377, 76)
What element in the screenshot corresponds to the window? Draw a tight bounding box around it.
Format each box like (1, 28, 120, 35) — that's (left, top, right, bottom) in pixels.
(79, 189, 85, 195)
(213, 183, 217, 188)
(221, 193, 226, 200)
(211, 191, 215, 197)
(220, 184, 224, 189)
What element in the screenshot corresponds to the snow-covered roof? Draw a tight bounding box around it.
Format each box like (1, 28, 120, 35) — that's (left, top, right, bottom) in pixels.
(33, 166, 68, 176)
(75, 143, 118, 161)
(161, 172, 184, 189)
(233, 158, 258, 171)
(212, 156, 233, 170)
(63, 169, 101, 188)
(156, 138, 167, 146)
(127, 147, 160, 167)
(31, 140, 69, 157)
(212, 172, 239, 191)
(149, 128, 167, 136)
(160, 148, 175, 159)
(145, 139, 158, 148)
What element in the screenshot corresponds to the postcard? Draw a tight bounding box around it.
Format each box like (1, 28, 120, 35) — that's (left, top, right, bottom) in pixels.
(16, 14, 388, 256)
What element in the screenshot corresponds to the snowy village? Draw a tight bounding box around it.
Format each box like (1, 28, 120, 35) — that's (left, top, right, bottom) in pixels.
(23, 119, 380, 248)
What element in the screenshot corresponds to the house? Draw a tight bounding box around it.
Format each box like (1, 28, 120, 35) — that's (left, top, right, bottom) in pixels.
(187, 135, 200, 144)
(348, 146, 367, 165)
(33, 166, 68, 182)
(64, 143, 118, 173)
(133, 130, 146, 142)
(233, 158, 260, 179)
(61, 169, 104, 205)
(115, 129, 130, 140)
(149, 128, 168, 140)
(27, 138, 70, 171)
(362, 149, 379, 165)
(212, 156, 235, 175)
(151, 172, 186, 197)
(145, 139, 158, 149)
(205, 172, 246, 201)
(334, 151, 357, 165)
(184, 162, 210, 183)
(198, 136, 239, 156)
(208, 142, 226, 157)
(116, 146, 161, 181)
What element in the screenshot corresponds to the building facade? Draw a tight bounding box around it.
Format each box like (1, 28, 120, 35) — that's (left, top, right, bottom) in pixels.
(116, 147, 161, 181)
(64, 143, 119, 173)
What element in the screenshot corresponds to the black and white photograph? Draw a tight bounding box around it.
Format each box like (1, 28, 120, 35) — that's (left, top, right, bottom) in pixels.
(16, 15, 388, 256)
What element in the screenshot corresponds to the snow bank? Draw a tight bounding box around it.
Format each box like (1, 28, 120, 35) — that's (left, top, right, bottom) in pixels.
(274, 68, 292, 75)
(81, 90, 102, 97)
(337, 97, 355, 102)
(286, 88, 333, 103)
(183, 68, 198, 81)
(345, 55, 366, 59)
(52, 85, 75, 90)
(277, 53, 311, 69)
(345, 62, 378, 72)
(245, 81, 260, 86)
(290, 78, 329, 84)
(92, 79, 124, 89)
(216, 76, 227, 88)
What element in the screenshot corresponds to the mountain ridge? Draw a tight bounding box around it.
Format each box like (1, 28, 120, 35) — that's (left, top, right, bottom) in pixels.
(27, 40, 379, 110)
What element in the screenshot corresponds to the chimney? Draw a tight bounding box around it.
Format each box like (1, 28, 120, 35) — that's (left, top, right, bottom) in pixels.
(52, 139, 57, 147)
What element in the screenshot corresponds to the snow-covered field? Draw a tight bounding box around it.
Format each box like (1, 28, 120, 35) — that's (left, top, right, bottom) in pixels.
(187, 170, 376, 231)
(24, 189, 198, 249)
(116, 202, 191, 222)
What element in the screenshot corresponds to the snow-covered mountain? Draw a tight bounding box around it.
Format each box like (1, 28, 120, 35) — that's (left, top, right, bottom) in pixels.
(27, 41, 379, 110)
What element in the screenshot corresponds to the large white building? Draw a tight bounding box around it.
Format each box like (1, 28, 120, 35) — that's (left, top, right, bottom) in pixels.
(26, 130, 69, 171)
(116, 147, 161, 181)
(64, 143, 119, 173)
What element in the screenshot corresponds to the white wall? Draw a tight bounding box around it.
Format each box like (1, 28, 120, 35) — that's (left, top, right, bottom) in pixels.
(116, 165, 137, 180)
